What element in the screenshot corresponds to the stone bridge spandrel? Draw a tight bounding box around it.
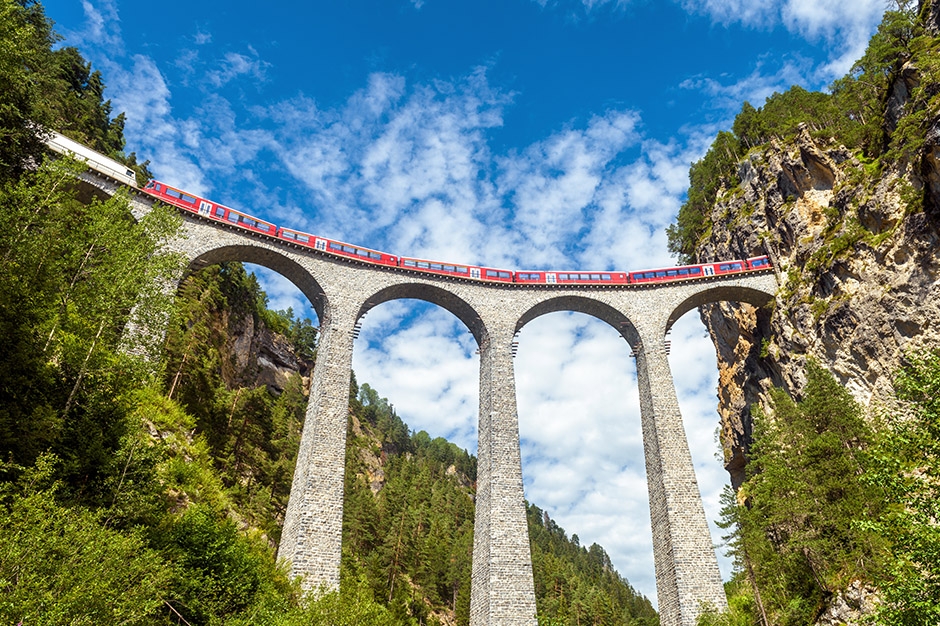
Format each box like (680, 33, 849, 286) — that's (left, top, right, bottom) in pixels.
(125, 189, 778, 626)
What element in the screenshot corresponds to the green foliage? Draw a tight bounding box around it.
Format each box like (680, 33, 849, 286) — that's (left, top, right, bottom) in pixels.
(718, 362, 888, 626)
(528, 504, 659, 626)
(667, 130, 740, 260)
(0, 158, 182, 493)
(342, 397, 477, 625)
(0, 455, 169, 625)
(163, 262, 313, 539)
(861, 350, 940, 626)
(667, 0, 934, 262)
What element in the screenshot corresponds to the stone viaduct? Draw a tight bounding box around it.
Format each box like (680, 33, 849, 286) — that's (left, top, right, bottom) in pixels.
(80, 170, 777, 626)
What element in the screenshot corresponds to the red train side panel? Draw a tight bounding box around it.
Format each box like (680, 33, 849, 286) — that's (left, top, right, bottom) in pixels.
(399, 257, 513, 282)
(144, 180, 276, 236)
(283, 228, 398, 266)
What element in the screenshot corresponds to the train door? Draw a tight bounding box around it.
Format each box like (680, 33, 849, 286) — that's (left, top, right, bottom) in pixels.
(704, 265, 715, 276)
(546, 273, 556, 284)
(314, 238, 327, 252)
(470, 268, 481, 279)
(198, 200, 212, 216)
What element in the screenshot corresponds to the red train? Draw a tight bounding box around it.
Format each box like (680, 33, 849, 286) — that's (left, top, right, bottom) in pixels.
(142, 179, 771, 286)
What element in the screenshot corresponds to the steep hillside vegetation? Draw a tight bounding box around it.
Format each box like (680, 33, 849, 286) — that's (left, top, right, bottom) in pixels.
(669, 1, 940, 624)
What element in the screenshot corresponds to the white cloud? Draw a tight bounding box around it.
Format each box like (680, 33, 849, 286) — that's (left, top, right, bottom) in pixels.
(679, 0, 884, 80)
(69, 0, 124, 53)
(206, 48, 270, 88)
(353, 302, 480, 450)
(680, 57, 815, 112)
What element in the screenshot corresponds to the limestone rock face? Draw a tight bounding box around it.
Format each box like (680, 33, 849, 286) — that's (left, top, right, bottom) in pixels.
(695, 121, 940, 488)
(227, 308, 312, 395)
(814, 581, 880, 626)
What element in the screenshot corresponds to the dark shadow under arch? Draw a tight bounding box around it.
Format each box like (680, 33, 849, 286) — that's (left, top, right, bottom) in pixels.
(516, 295, 641, 348)
(186, 244, 327, 322)
(357, 282, 487, 345)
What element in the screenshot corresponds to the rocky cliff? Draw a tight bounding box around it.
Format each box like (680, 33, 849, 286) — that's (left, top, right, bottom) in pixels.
(690, 8, 940, 487)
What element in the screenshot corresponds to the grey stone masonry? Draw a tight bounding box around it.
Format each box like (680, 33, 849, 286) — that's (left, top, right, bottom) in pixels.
(278, 298, 359, 590)
(634, 339, 727, 625)
(472, 322, 538, 625)
(90, 179, 779, 626)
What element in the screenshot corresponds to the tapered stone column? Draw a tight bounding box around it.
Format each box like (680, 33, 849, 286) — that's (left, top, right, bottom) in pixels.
(278, 302, 358, 592)
(633, 330, 727, 626)
(471, 325, 538, 626)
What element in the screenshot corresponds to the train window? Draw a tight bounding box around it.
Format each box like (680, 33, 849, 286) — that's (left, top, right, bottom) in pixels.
(370, 252, 381, 260)
(282, 231, 295, 240)
(403, 259, 416, 267)
(243, 218, 256, 227)
(126, 169, 134, 178)
(499, 272, 510, 279)
(601, 274, 611, 280)
(418, 262, 430, 269)
(443, 265, 455, 272)
(590, 274, 601, 280)
(296, 234, 308, 242)
(644, 272, 655, 279)
(752, 258, 768, 267)
(690, 267, 701, 274)
(486, 270, 498, 278)
(430, 263, 443, 270)
(329, 242, 342, 251)
(214, 207, 225, 217)
(558, 274, 568, 280)
(343, 245, 355, 253)
(678, 269, 689, 275)
(456, 266, 469, 274)
(666, 270, 678, 276)
(228, 213, 239, 223)
(656, 271, 666, 277)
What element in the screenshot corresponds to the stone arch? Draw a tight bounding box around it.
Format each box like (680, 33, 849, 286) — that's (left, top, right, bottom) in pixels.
(357, 281, 489, 346)
(515, 294, 641, 347)
(185, 243, 327, 322)
(665, 283, 775, 335)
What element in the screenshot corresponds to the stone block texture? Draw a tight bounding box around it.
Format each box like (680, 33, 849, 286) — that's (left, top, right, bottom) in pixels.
(118, 187, 777, 626)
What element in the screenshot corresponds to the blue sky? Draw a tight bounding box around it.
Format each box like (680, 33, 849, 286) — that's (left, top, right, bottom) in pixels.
(45, 0, 886, 603)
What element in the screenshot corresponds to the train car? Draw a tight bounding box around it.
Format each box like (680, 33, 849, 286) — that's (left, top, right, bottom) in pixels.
(630, 262, 716, 283)
(45, 130, 138, 187)
(746, 255, 771, 270)
(281, 228, 398, 266)
(629, 259, 760, 283)
(399, 256, 513, 283)
(516, 270, 629, 285)
(143, 180, 277, 236)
